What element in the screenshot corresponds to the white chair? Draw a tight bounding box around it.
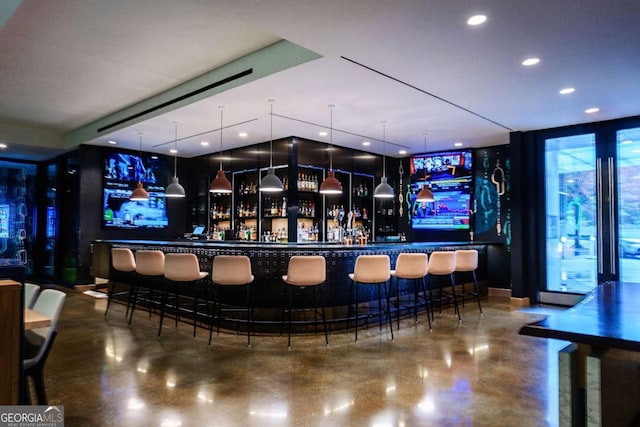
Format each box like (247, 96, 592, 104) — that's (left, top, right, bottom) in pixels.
(347, 255, 394, 341)
(211, 255, 254, 347)
(23, 289, 66, 405)
(282, 255, 328, 349)
(24, 283, 40, 309)
(428, 251, 460, 321)
(390, 253, 431, 330)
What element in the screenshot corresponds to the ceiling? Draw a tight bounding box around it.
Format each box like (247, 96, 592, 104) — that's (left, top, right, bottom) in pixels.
(1, 0, 639, 162)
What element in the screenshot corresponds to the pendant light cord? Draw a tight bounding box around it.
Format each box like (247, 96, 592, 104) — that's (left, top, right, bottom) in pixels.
(219, 107, 224, 170)
(329, 104, 334, 170)
(173, 122, 178, 178)
(269, 101, 274, 168)
(382, 122, 386, 178)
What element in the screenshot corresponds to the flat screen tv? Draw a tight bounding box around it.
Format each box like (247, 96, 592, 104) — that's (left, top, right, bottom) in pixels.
(409, 150, 473, 231)
(103, 151, 169, 229)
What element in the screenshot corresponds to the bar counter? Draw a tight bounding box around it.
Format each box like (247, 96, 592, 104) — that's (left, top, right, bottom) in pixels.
(91, 240, 498, 330)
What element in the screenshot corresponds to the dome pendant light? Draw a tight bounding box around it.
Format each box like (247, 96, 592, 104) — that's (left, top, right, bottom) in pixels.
(259, 99, 283, 192)
(319, 104, 343, 194)
(130, 132, 150, 201)
(416, 133, 435, 202)
(373, 121, 395, 199)
(165, 121, 186, 198)
(209, 106, 232, 194)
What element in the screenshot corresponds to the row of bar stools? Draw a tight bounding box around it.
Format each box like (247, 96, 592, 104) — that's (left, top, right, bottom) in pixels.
(211, 255, 254, 347)
(281, 255, 328, 349)
(105, 248, 136, 318)
(158, 253, 209, 338)
(347, 255, 394, 341)
(390, 253, 431, 330)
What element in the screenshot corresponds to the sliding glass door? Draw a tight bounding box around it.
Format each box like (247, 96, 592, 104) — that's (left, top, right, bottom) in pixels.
(617, 127, 640, 283)
(544, 122, 640, 296)
(545, 134, 598, 293)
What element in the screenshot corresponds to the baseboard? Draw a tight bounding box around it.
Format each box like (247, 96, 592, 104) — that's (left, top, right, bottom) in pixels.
(510, 297, 531, 307)
(488, 287, 511, 298)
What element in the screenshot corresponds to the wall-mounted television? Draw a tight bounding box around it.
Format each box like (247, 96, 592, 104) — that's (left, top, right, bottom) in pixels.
(409, 150, 473, 231)
(102, 151, 168, 229)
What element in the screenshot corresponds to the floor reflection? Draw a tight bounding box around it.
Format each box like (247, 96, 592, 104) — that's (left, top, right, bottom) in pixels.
(43, 294, 562, 426)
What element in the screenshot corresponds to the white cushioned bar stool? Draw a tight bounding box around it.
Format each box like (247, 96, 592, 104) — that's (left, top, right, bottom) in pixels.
(347, 254, 394, 341)
(390, 253, 431, 330)
(211, 255, 254, 347)
(454, 249, 483, 315)
(130, 250, 165, 326)
(105, 248, 136, 317)
(428, 251, 461, 321)
(282, 255, 328, 349)
(159, 253, 208, 338)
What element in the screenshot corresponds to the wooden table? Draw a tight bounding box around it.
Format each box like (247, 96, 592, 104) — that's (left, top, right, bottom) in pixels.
(24, 308, 51, 330)
(520, 282, 640, 426)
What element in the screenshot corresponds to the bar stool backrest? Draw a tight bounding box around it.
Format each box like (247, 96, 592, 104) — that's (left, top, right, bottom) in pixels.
(111, 248, 136, 272)
(284, 256, 326, 286)
(212, 255, 253, 285)
(135, 250, 165, 276)
(352, 255, 390, 283)
(394, 253, 428, 279)
(164, 253, 204, 282)
(428, 251, 456, 275)
(455, 250, 478, 272)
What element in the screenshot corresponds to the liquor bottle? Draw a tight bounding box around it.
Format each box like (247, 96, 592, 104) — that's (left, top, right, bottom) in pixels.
(282, 197, 287, 217)
(212, 203, 217, 219)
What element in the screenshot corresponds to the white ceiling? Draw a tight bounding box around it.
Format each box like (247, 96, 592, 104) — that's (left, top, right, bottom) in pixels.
(1, 0, 639, 161)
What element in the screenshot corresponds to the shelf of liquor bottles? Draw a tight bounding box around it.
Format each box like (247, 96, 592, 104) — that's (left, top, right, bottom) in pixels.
(233, 169, 258, 241)
(296, 165, 323, 242)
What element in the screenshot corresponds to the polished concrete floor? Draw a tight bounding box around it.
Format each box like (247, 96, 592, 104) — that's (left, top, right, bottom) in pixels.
(36, 291, 566, 427)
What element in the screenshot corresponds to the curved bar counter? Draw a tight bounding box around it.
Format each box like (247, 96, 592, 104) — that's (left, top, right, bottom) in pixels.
(92, 240, 496, 331)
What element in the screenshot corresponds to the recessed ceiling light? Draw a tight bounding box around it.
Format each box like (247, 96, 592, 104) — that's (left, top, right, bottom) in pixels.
(107, 140, 117, 145)
(454, 142, 463, 147)
(467, 15, 487, 26)
(522, 57, 540, 66)
(399, 150, 407, 155)
(238, 132, 248, 138)
(585, 107, 600, 114)
(559, 87, 575, 95)
(362, 141, 371, 146)
(318, 131, 328, 137)
(200, 141, 209, 146)
(169, 149, 178, 154)
(0, 144, 7, 149)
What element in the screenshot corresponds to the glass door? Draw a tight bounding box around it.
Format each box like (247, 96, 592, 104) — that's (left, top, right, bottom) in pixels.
(617, 127, 640, 283)
(544, 134, 598, 293)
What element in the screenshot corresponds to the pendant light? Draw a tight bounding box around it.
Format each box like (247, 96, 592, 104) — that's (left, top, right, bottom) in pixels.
(319, 104, 342, 194)
(209, 106, 232, 193)
(130, 132, 150, 201)
(416, 133, 435, 202)
(165, 121, 186, 198)
(373, 121, 395, 198)
(259, 99, 283, 192)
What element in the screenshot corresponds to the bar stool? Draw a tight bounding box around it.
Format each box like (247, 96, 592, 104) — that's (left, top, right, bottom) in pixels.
(454, 249, 483, 314)
(211, 255, 254, 347)
(428, 251, 461, 321)
(159, 253, 208, 338)
(347, 254, 394, 341)
(105, 248, 136, 317)
(390, 253, 431, 330)
(281, 255, 328, 349)
(129, 250, 165, 326)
